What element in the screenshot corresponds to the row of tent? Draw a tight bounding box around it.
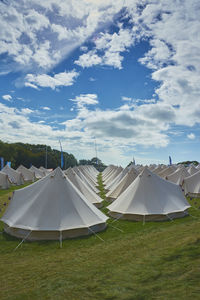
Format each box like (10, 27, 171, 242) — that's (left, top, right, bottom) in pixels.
(1, 166, 107, 241)
(0, 165, 52, 189)
(102, 163, 200, 201)
(0, 161, 196, 241)
(102, 165, 191, 221)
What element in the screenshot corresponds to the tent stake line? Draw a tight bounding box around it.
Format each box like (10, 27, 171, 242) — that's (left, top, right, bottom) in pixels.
(88, 227, 105, 242)
(14, 230, 32, 251)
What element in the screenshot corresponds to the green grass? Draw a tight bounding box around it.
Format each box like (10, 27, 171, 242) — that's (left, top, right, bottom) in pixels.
(0, 179, 200, 300)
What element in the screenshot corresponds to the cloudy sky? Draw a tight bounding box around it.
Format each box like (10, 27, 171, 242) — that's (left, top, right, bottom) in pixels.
(0, 0, 200, 166)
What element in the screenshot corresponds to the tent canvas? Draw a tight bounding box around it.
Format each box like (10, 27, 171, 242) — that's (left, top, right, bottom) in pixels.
(0, 171, 11, 189)
(1, 165, 24, 185)
(108, 168, 190, 221)
(1, 167, 108, 240)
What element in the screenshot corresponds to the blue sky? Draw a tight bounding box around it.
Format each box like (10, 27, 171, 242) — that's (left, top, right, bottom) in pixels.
(0, 0, 199, 166)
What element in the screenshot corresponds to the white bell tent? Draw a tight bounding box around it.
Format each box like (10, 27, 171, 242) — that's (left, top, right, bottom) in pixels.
(1, 165, 24, 185)
(182, 170, 200, 197)
(0, 171, 11, 189)
(17, 165, 36, 182)
(1, 167, 108, 241)
(65, 168, 103, 208)
(108, 168, 190, 221)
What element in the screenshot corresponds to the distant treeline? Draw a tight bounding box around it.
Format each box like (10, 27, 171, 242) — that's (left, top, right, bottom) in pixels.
(79, 157, 107, 172)
(0, 140, 78, 170)
(0, 140, 107, 171)
(178, 161, 199, 166)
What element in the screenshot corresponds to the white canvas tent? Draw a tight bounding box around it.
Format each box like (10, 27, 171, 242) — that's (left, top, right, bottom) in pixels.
(182, 170, 200, 197)
(1, 165, 24, 185)
(65, 168, 103, 208)
(73, 167, 99, 194)
(29, 165, 45, 179)
(105, 167, 128, 191)
(106, 168, 139, 202)
(166, 167, 190, 185)
(152, 165, 166, 175)
(17, 165, 36, 182)
(108, 168, 190, 221)
(102, 166, 117, 181)
(187, 165, 198, 176)
(39, 166, 52, 176)
(1, 167, 108, 240)
(103, 167, 123, 186)
(157, 166, 176, 179)
(0, 171, 11, 189)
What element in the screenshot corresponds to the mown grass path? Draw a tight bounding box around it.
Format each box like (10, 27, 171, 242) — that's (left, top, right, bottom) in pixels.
(0, 177, 200, 299)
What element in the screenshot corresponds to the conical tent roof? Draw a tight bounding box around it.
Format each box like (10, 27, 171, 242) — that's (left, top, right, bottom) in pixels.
(1, 165, 24, 185)
(103, 167, 123, 186)
(17, 165, 36, 182)
(187, 165, 198, 176)
(166, 167, 190, 185)
(157, 166, 176, 179)
(73, 167, 99, 194)
(65, 168, 103, 208)
(102, 165, 115, 176)
(102, 166, 117, 181)
(183, 170, 200, 196)
(78, 166, 98, 185)
(0, 171, 11, 189)
(108, 168, 190, 221)
(106, 168, 139, 201)
(39, 166, 52, 176)
(1, 167, 108, 240)
(152, 165, 166, 175)
(105, 167, 129, 191)
(30, 165, 45, 179)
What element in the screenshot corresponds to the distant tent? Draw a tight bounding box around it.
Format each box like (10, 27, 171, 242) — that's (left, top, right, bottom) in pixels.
(187, 165, 198, 176)
(1, 167, 108, 240)
(157, 166, 176, 179)
(73, 167, 99, 194)
(0, 171, 11, 189)
(166, 167, 190, 185)
(17, 165, 36, 182)
(152, 165, 166, 175)
(183, 170, 200, 197)
(78, 166, 98, 186)
(102, 166, 118, 182)
(108, 168, 190, 221)
(29, 165, 45, 179)
(105, 167, 129, 192)
(106, 168, 139, 202)
(103, 166, 123, 186)
(1, 165, 24, 185)
(102, 165, 115, 177)
(39, 167, 52, 176)
(65, 168, 103, 208)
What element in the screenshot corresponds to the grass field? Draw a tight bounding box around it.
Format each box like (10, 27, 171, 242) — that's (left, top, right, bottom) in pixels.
(0, 175, 200, 300)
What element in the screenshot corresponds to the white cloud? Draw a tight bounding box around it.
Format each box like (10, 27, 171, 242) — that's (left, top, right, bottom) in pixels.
(187, 133, 195, 140)
(89, 77, 96, 82)
(41, 107, 51, 111)
(25, 70, 79, 90)
(1, 1, 200, 165)
(70, 94, 99, 109)
(0, 0, 125, 73)
(24, 82, 39, 90)
(122, 96, 132, 101)
(127, 0, 200, 128)
(74, 51, 102, 68)
(2, 94, 12, 101)
(20, 108, 34, 115)
(75, 28, 134, 69)
(80, 46, 88, 52)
